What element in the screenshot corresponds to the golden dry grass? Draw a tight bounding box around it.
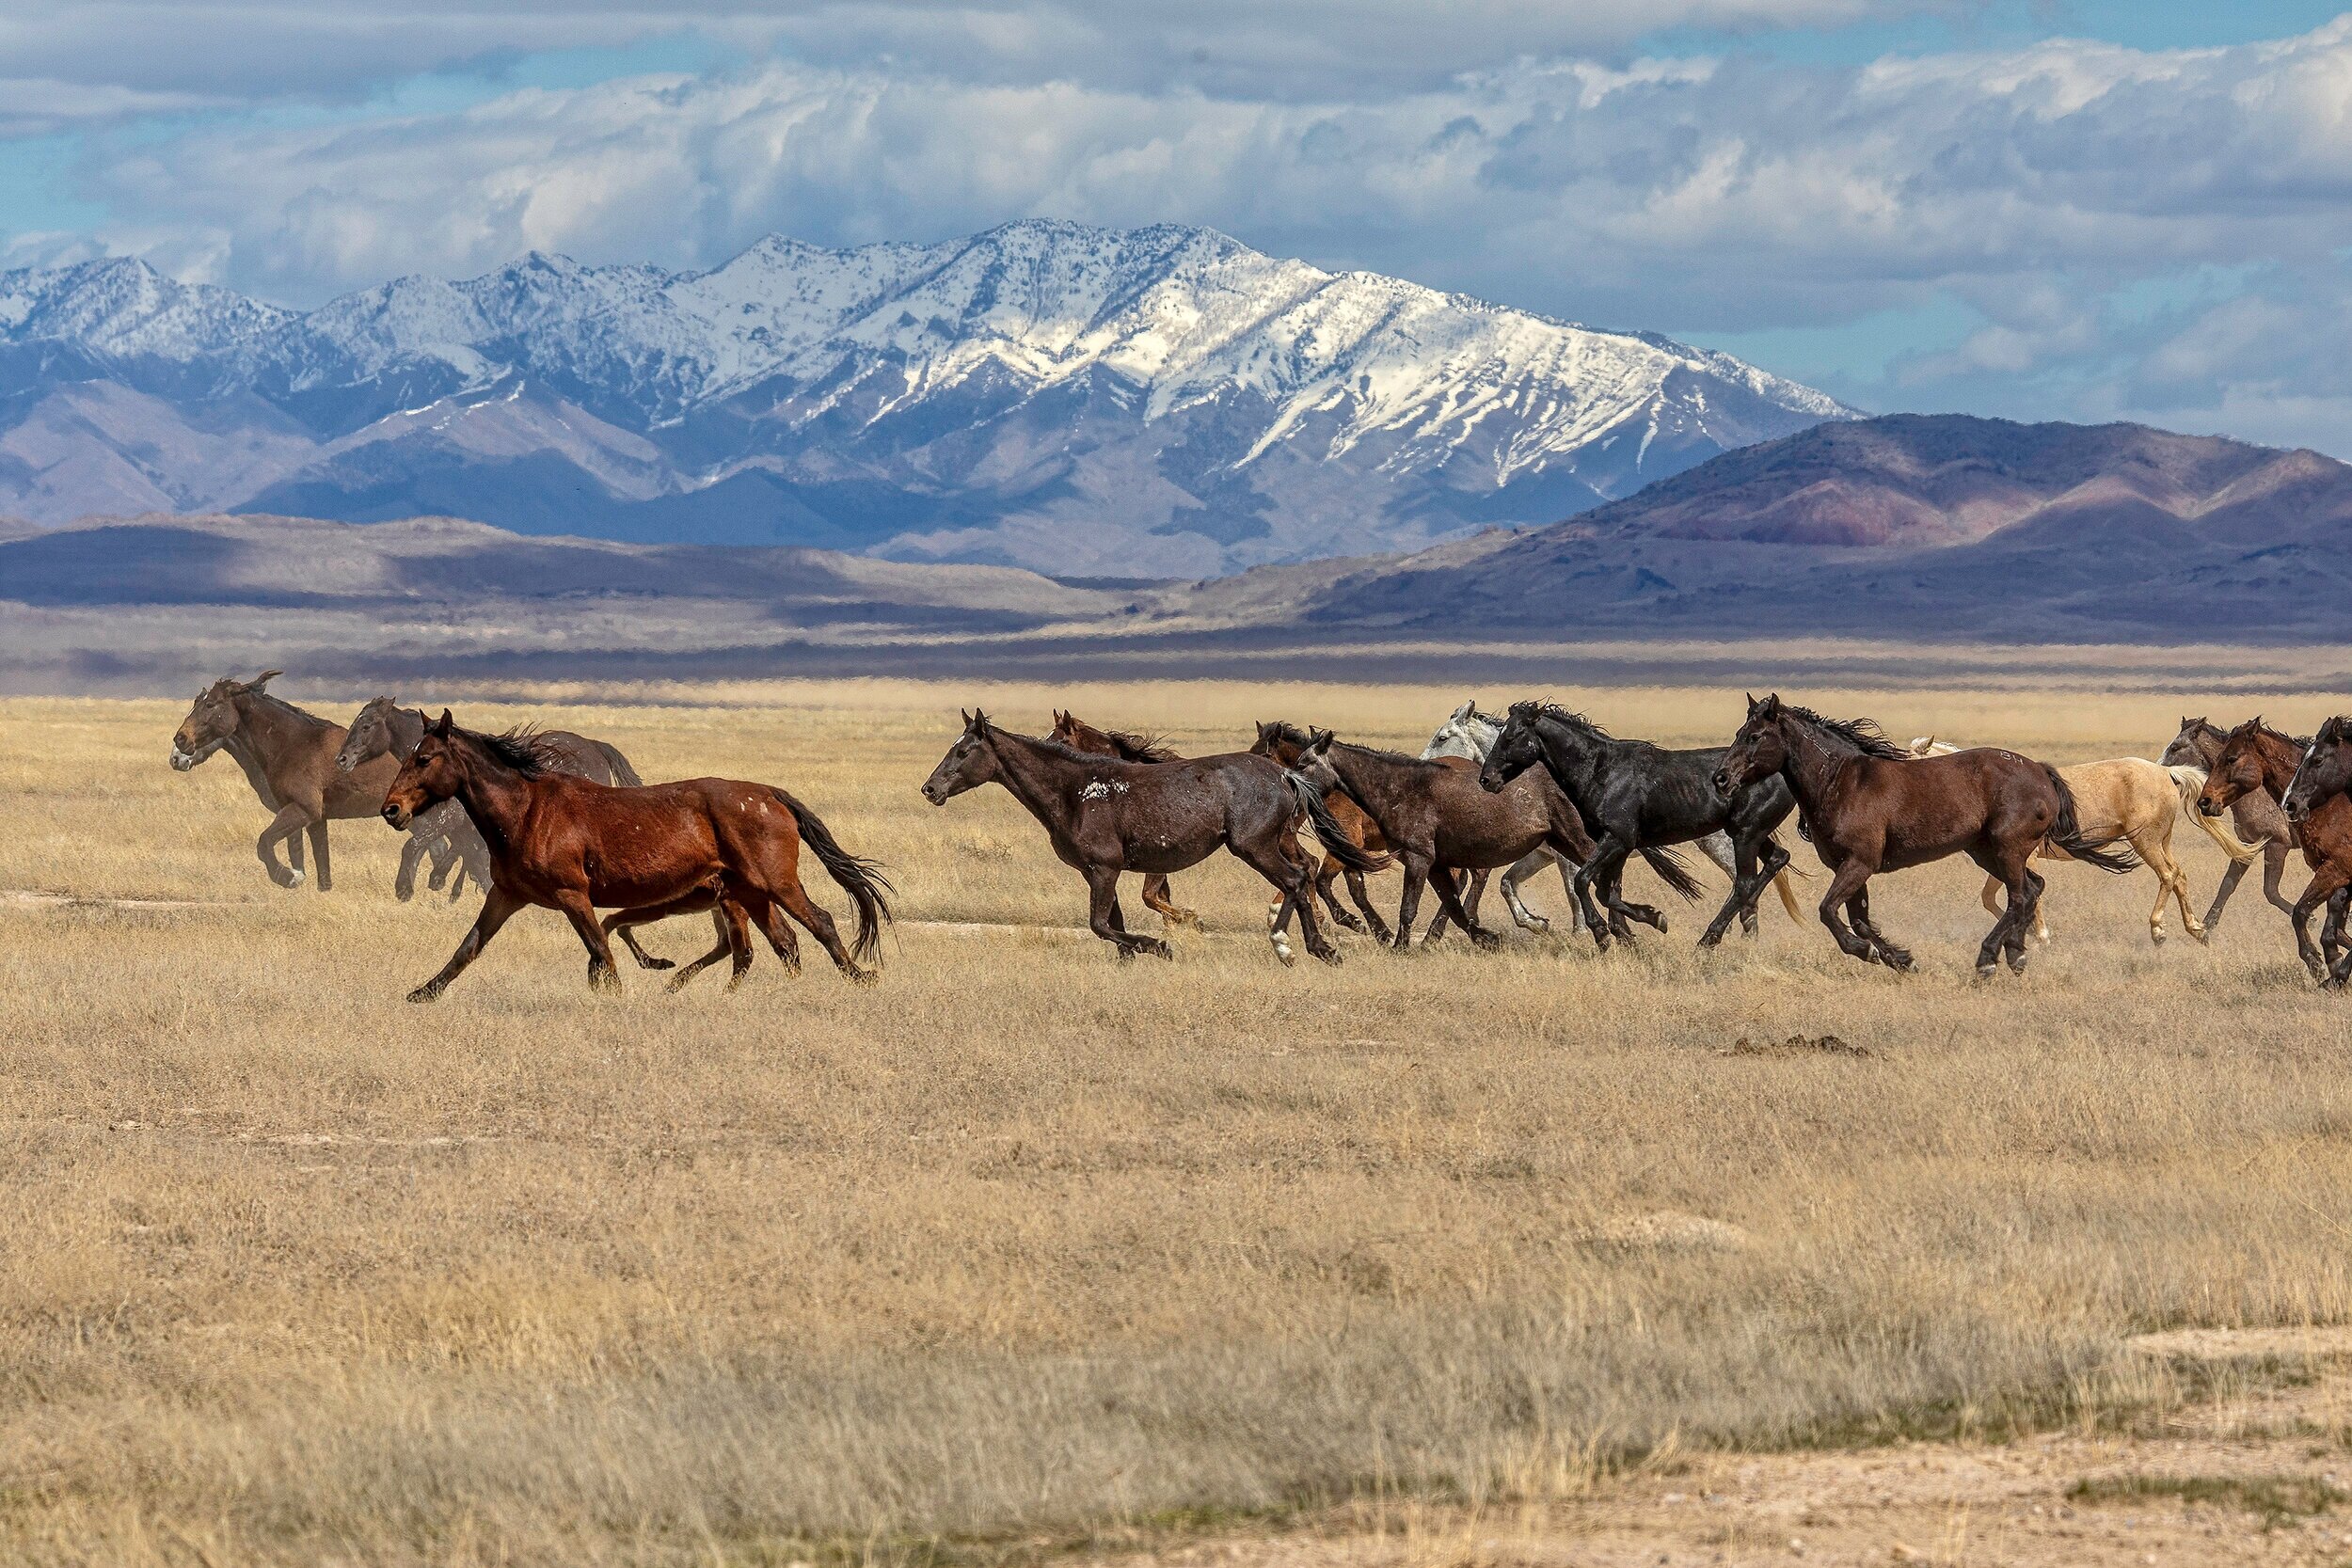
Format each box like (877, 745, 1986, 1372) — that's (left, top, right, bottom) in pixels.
(2, 677, 2350, 1567)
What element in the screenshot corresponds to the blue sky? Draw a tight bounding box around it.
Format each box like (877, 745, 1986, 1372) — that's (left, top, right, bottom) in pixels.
(4, 3, 2351, 453)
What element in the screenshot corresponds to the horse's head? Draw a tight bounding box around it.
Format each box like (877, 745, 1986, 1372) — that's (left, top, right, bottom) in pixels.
(1281, 727, 1343, 798)
(1248, 720, 1305, 766)
(1714, 693, 1788, 795)
(2159, 716, 2211, 769)
(1047, 709, 1083, 747)
(1422, 697, 1492, 762)
(2284, 717, 2352, 824)
(382, 709, 460, 830)
(171, 670, 276, 771)
(2199, 719, 2269, 817)
(337, 696, 401, 772)
(1478, 702, 1546, 794)
(922, 709, 998, 804)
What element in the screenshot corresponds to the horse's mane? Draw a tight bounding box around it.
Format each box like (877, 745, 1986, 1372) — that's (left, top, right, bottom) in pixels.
(1063, 716, 1179, 763)
(2230, 717, 2310, 750)
(995, 726, 1153, 768)
(1526, 703, 1619, 742)
(1333, 737, 1450, 770)
(1773, 703, 1909, 760)
(454, 722, 574, 778)
(230, 682, 330, 732)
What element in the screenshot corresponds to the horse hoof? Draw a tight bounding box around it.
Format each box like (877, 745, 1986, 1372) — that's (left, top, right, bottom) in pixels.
(405, 985, 441, 1004)
(1975, 964, 1997, 980)
(1522, 916, 1552, 935)
(2186, 925, 2209, 945)
(1150, 941, 1174, 961)
(1470, 931, 1502, 952)
(1887, 951, 1914, 973)
(664, 974, 692, 995)
(643, 958, 676, 971)
(1312, 945, 1343, 967)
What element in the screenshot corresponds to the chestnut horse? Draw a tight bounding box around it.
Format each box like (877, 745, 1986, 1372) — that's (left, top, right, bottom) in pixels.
(1046, 711, 1204, 932)
(922, 710, 1367, 965)
(383, 713, 889, 1000)
(1716, 695, 2137, 976)
(2164, 717, 2306, 932)
(170, 671, 456, 893)
(2284, 717, 2352, 989)
(2200, 719, 2352, 982)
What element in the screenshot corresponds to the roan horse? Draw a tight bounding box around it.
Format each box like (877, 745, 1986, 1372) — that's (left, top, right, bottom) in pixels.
(170, 671, 457, 892)
(2163, 717, 2307, 932)
(1046, 710, 1203, 932)
(1716, 695, 2137, 976)
(383, 713, 890, 1000)
(1907, 736, 2244, 945)
(2283, 716, 2352, 989)
(923, 710, 1366, 964)
(2200, 719, 2352, 982)
(1478, 702, 1804, 950)
(1276, 727, 1629, 950)
(336, 695, 647, 900)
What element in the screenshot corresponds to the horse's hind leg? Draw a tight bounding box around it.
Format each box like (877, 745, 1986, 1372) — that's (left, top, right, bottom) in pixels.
(1339, 863, 1391, 943)
(1845, 883, 1913, 972)
(1815, 858, 1883, 969)
(1239, 835, 1338, 966)
(2264, 839, 2297, 918)
(778, 871, 890, 977)
(600, 896, 700, 971)
(395, 832, 428, 902)
(2135, 828, 2195, 945)
(1424, 863, 1500, 951)
(747, 894, 803, 974)
(308, 819, 332, 893)
(657, 909, 738, 992)
(1140, 872, 1200, 932)
(1422, 869, 1481, 944)
(258, 805, 310, 888)
(1498, 852, 1552, 935)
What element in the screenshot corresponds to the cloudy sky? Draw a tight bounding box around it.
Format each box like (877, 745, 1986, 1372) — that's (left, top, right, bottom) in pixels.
(4, 2, 2350, 452)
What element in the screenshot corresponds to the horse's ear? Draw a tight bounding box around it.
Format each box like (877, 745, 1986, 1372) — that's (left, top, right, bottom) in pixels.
(1454, 698, 1475, 721)
(1758, 693, 1781, 718)
(1744, 692, 1759, 713)
(433, 709, 453, 737)
(1306, 727, 1334, 755)
(246, 670, 281, 690)
(972, 709, 991, 732)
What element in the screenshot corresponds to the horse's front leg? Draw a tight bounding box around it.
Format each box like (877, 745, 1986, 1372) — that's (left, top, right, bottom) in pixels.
(1391, 853, 1433, 950)
(1086, 865, 1166, 960)
(1140, 873, 1200, 932)
(255, 804, 311, 888)
(1239, 838, 1339, 966)
(1569, 837, 1627, 948)
(1700, 839, 1766, 948)
(552, 888, 624, 990)
(1423, 862, 1499, 950)
(1815, 857, 1881, 967)
(1976, 849, 2037, 977)
(409, 886, 524, 1002)
(2290, 865, 2348, 981)
(395, 832, 428, 902)
(1844, 882, 1914, 972)
(2323, 886, 2351, 978)
(1340, 863, 1391, 943)
(2265, 840, 2298, 918)
(1310, 858, 1364, 934)
(307, 819, 332, 893)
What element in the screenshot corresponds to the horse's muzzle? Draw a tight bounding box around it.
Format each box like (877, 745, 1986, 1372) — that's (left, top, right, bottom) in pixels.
(168, 749, 195, 772)
(382, 803, 413, 831)
(1709, 770, 1735, 795)
(2198, 798, 2222, 817)
(920, 782, 946, 805)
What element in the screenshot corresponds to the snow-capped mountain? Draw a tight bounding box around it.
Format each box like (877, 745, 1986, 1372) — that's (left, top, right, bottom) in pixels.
(0, 222, 1854, 575)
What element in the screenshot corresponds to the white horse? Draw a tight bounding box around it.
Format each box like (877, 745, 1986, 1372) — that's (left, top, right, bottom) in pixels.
(1423, 701, 1804, 935)
(1906, 736, 2255, 943)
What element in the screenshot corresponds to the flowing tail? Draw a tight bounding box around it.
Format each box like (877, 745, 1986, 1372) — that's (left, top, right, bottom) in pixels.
(1284, 773, 1386, 873)
(772, 789, 894, 963)
(2042, 767, 2140, 873)
(1765, 836, 1810, 924)
(2168, 764, 2260, 864)
(596, 741, 644, 787)
(1637, 844, 1704, 902)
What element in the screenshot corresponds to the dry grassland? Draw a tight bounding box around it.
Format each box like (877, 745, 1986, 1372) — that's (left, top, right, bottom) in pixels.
(3, 677, 2351, 1566)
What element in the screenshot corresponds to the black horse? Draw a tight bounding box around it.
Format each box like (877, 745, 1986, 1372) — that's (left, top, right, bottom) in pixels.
(1478, 702, 1793, 950)
(920, 710, 1371, 965)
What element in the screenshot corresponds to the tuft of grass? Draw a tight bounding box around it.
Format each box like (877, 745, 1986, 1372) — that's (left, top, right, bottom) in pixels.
(2066, 1472, 2345, 1528)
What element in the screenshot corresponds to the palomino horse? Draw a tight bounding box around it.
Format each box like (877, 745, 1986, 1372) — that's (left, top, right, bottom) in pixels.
(383, 713, 890, 1000)
(170, 671, 453, 892)
(337, 696, 648, 901)
(922, 710, 1365, 964)
(2162, 718, 2299, 931)
(1715, 696, 2137, 976)
(1478, 702, 1802, 950)
(1278, 728, 1622, 950)
(2284, 717, 2352, 990)
(1046, 711, 1203, 931)
(2201, 719, 2352, 982)
(1906, 737, 2236, 945)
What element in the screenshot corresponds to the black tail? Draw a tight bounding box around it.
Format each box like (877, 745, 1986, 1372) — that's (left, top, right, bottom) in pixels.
(1284, 772, 1386, 873)
(596, 741, 644, 787)
(773, 789, 895, 963)
(2042, 766, 2140, 874)
(1637, 844, 1704, 901)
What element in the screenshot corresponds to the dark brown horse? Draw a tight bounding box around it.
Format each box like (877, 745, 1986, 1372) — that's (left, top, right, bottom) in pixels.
(2201, 719, 2352, 982)
(921, 710, 1368, 964)
(170, 671, 440, 892)
(2284, 717, 2352, 989)
(1047, 710, 1202, 931)
(383, 713, 890, 1000)
(336, 695, 646, 900)
(2162, 717, 2297, 930)
(1276, 728, 1610, 950)
(1715, 695, 2137, 976)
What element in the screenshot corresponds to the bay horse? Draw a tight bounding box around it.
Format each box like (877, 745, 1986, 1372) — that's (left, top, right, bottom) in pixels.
(2201, 719, 2352, 982)
(2163, 717, 2302, 932)
(1276, 727, 1624, 951)
(170, 671, 453, 893)
(1046, 710, 1204, 932)
(1907, 737, 2231, 945)
(383, 713, 890, 1000)
(336, 696, 647, 901)
(1715, 695, 2137, 976)
(922, 710, 1365, 964)
(2284, 717, 2352, 989)
(1477, 702, 1795, 950)
(1419, 701, 1588, 937)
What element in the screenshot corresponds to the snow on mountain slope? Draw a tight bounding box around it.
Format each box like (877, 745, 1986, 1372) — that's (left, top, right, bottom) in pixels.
(0, 222, 1854, 574)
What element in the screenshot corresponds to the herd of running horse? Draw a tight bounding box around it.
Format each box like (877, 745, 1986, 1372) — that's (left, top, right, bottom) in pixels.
(167, 672, 2352, 999)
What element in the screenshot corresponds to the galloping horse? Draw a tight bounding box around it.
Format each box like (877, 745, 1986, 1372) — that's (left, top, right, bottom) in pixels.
(1478, 702, 1800, 950)
(2284, 717, 2352, 990)
(337, 696, 648, 901)
(170, 671, 453, 892)
(383, 713, 890, 1000)
(1907, 737, 2233, 945)
(1716, 696, 2137, 976)
(1046, 711, 1202, 932)
(1277, 727, 1621, 950)
(2161, 719, 2293, 931)
(922, 710, 1365, 964)
(2200, 720, 2352, 982)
